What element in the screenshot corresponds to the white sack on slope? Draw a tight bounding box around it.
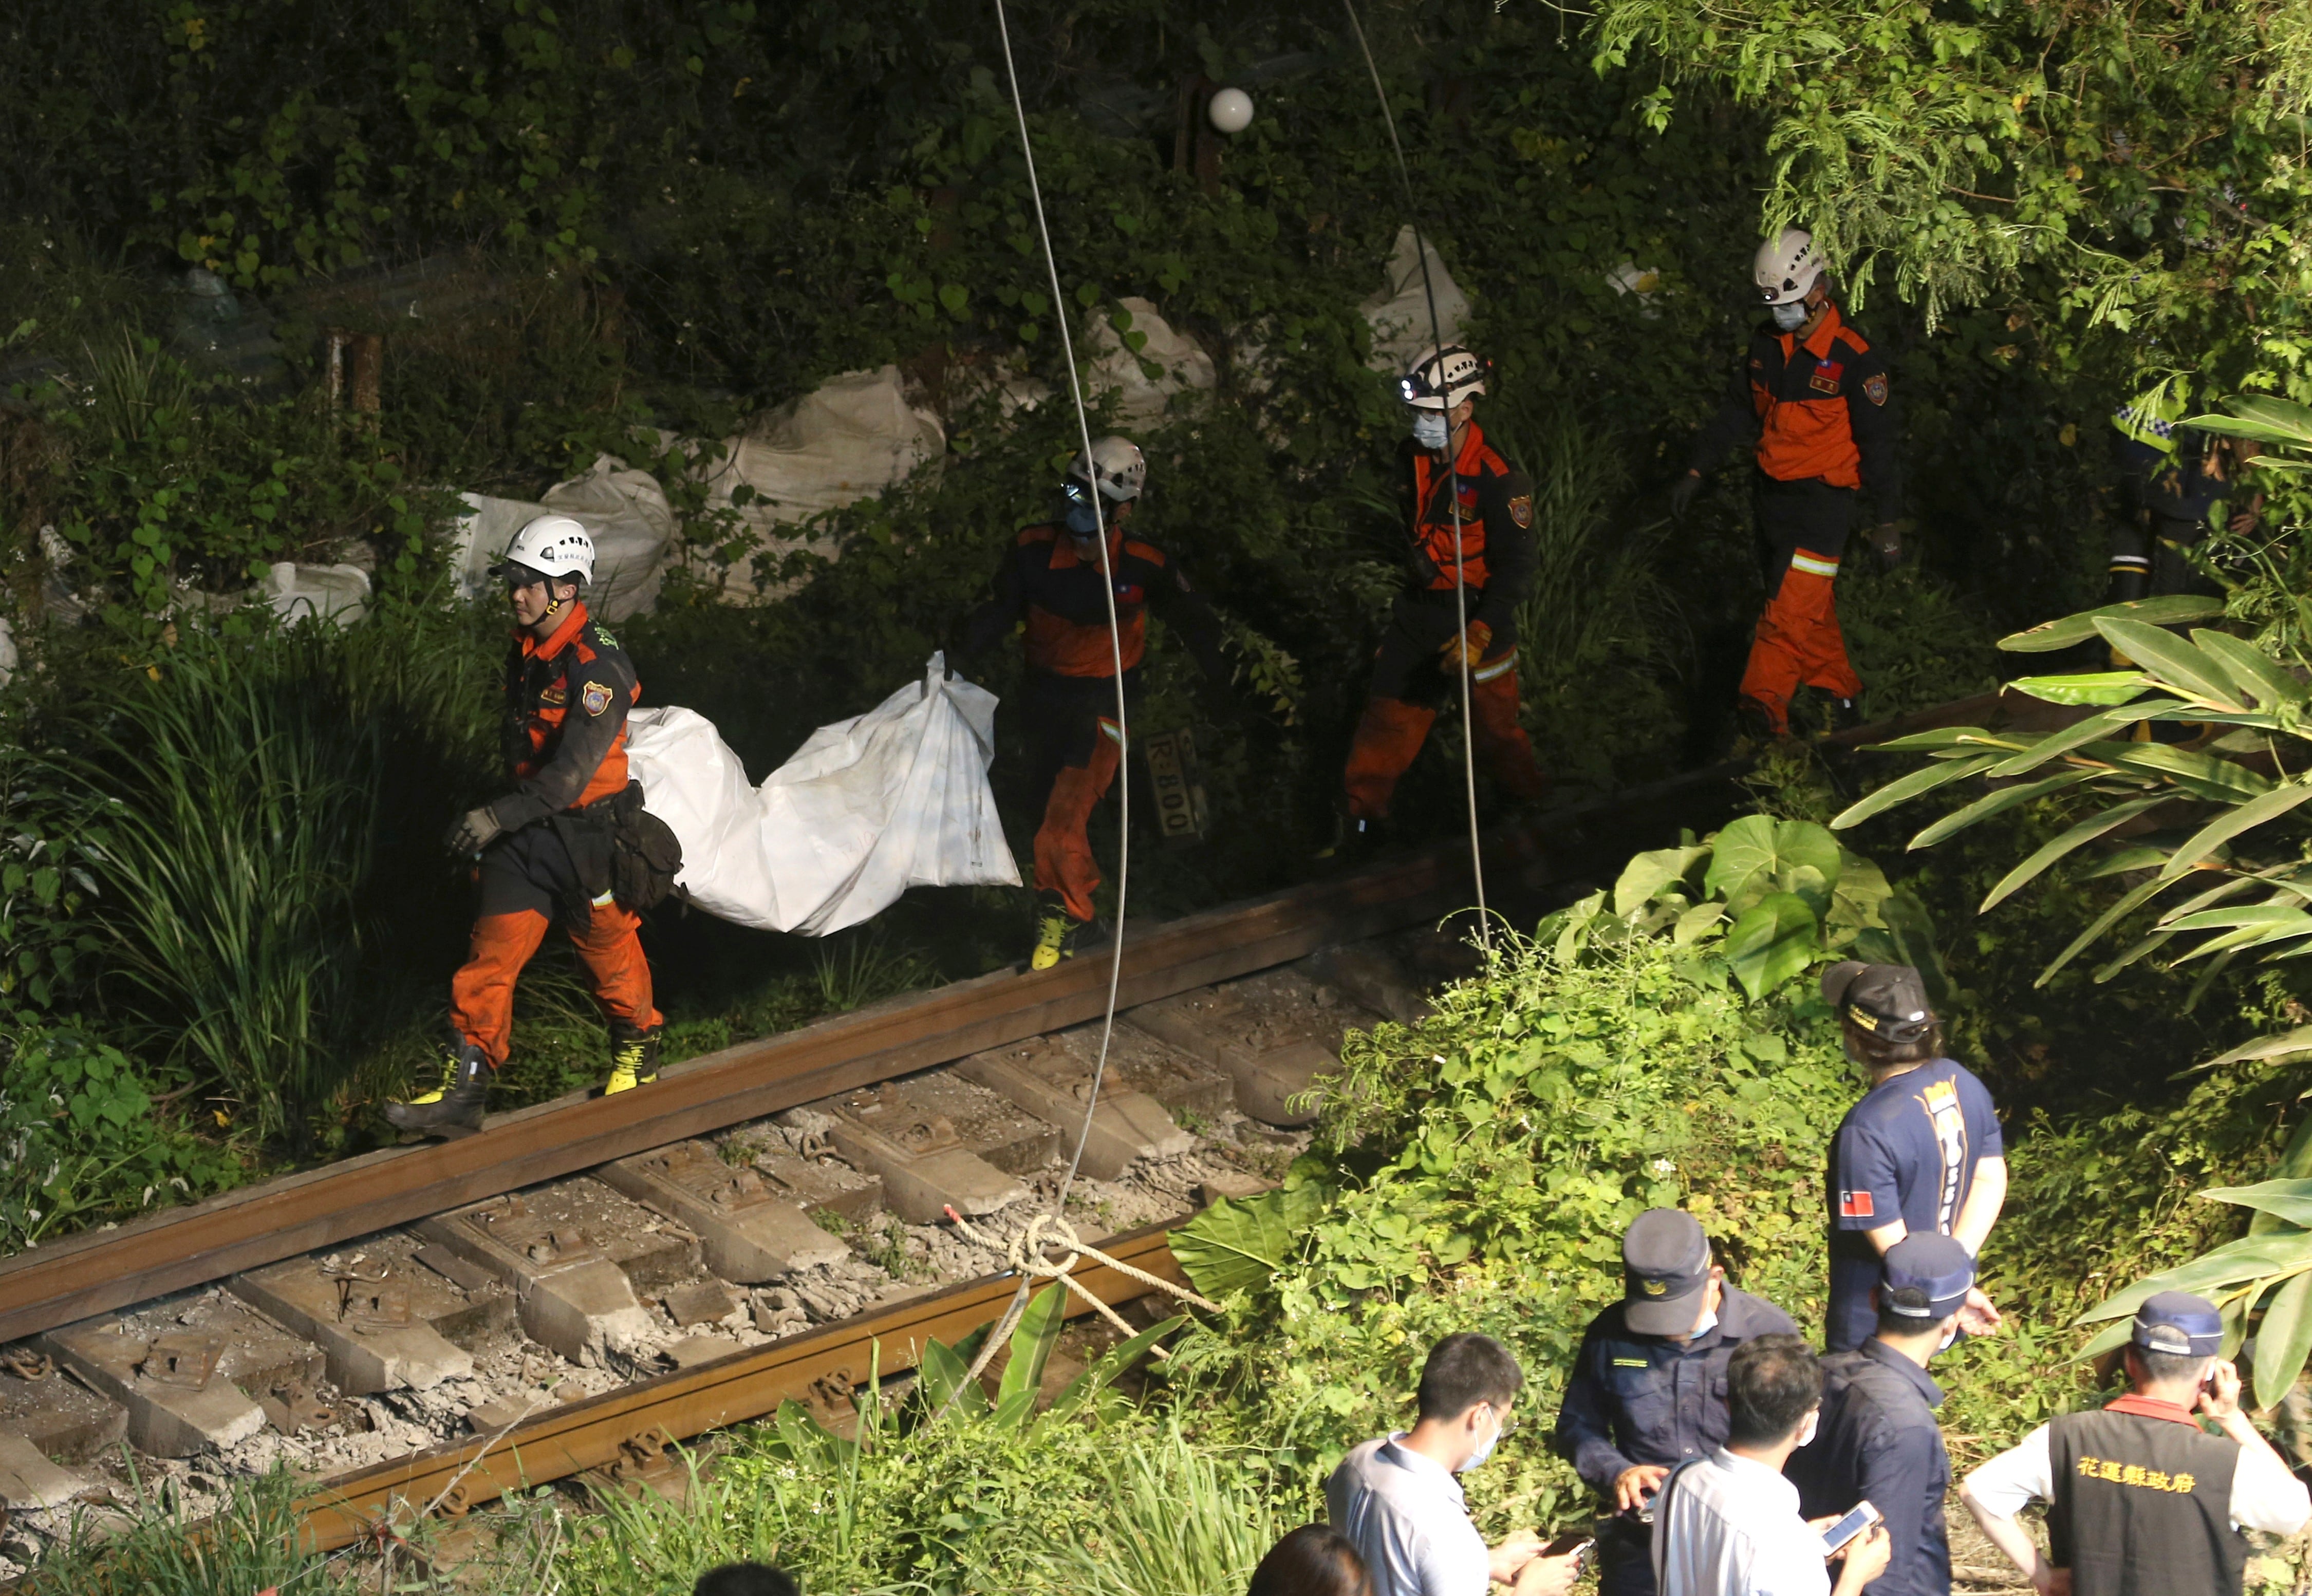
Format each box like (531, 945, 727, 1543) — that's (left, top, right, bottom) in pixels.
(622, 654, 1020, 936)
(1362, 224, 1471, 374)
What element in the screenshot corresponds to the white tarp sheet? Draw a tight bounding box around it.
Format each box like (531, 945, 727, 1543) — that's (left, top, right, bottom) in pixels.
(1085, 296, 1216, 422)
(450, 454, 675, 621)
(1362, 224, 1471, 373)
(697, 365, 944, 533)
(622, 654, 1019, 936)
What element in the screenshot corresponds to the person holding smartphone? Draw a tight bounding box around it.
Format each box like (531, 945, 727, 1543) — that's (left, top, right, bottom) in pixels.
(1651, 1334, 1893, 1595)
(1962, 1292, 2309, 1596)
(1786, 1235, 1977, 1595)
(1555, 1208, 1799, 1595)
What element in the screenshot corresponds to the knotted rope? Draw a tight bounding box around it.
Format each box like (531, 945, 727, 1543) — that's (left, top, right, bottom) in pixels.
(943, 1206, 1220, 1361)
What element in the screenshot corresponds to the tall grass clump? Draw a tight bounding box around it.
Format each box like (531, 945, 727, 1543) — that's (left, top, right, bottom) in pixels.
(57, 604, 495, 1148)
(29, 1465, 350, 1595)
(1009, 1421, 1282, 1596)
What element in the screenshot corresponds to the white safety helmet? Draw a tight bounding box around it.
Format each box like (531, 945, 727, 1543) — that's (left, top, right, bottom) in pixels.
(1399, 344, 1488, 411)
(1754, 228, 1824, 305)
(495, 513, 595, 587)
(1066, 435, 1148, 503)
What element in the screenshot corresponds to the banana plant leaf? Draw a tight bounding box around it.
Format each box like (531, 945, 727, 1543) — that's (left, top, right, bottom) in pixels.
(2093, 619, 2252, 711)
(1979, 798, 2167, 912)
(2155, 780, 2312, 884)
(2198, 1024, 2312, 1071)
(2192, 630, 2310, 711)
(2097, 742, 2274, 802)
(1831, 755, 2001, 830)
(2075, 1229, 2312, 1324)
(2254, 1270, 2312, 1408)
(2080, 844, 2177, 879)
(2005, 672, 2151, 706)
(2200, 1179, 2312, 1229)
(2187, 397, 2312, 448)
(2000, 596, 2226, 653)
(1906, 769, 2101, 851)
(1861, 727, 1999, 752)
(1042, 1315, 1186, 1428)
(994, 1284, 1067, 1420)
(1984, 709, 2180, 778)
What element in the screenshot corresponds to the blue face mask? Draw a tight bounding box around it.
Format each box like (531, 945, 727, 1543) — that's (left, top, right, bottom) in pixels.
(1410, 410, 1451, 452)
(1065, 499, 1104, 536)
(1770, 301, 1811, 331)
(1460, 1407, 1502, 1472)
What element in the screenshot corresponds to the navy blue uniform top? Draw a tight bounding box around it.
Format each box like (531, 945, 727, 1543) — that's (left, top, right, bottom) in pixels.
(1554, 1283, 1798, 1493)
(1825, 1059, 2003, 1353)
(1786, 1340, 1950, 1596)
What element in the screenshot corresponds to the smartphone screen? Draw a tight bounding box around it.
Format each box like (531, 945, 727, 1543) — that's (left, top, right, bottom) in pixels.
(1541, 1533, 1594, 1560)
(1819, 1500, 1882, 1556)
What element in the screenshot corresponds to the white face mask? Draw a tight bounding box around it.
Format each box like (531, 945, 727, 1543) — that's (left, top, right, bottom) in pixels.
(1770, 301, 1811, 331)
(1795, 1409, 1821, 1449)
(1461, 1407, 1503, 1472)
(1410, 410, 1452, 452)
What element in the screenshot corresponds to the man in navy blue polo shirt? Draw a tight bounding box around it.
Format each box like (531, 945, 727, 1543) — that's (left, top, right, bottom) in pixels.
(1787, 1234, 1977, 1596)
(1820, 962, 2006, 1353)
(1555, 1208, 1798, 1596)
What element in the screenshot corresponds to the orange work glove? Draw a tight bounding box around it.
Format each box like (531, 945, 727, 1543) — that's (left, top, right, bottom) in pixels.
(1438, 621, 1492, 671)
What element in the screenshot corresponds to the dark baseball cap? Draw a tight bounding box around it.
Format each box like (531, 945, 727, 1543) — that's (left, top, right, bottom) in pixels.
(1821, 962, 1936, 1045)
(1880, 1234, 1975, 1322)
(1623, 1208, 1712, 1336)
(2133, 1290, 2223, 1357)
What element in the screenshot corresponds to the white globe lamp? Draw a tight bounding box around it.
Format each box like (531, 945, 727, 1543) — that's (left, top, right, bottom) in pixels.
(1207, 87, 1254, 135)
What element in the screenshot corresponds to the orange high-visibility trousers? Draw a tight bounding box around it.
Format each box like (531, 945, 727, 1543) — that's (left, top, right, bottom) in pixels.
(1344, 654, 1549, 819)
(1032, 721, 1123, 924)
(1739, 549, 1860, 734)
(450, 901, 662, 1067)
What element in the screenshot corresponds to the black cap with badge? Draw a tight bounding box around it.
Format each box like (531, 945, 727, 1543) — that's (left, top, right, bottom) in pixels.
(1622, 1208, 1713, 1336)
(1820, 962, 1936, 1045)
(1880, 1233, 1975, 1322)
(2133, 1290, 2224, 1358)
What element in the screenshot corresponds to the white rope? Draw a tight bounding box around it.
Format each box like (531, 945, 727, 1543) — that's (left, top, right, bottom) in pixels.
(927, 0, 1149, 1422)
(947, 1207, 1221, 1359)
(1340, 0, 1491, 953)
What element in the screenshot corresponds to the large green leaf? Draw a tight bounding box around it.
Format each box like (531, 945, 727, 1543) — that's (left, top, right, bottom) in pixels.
(2156, 779, 2312, 883)
(1043, 1315, 1185, 1426)
(2000, 596, 2226, 653)
(1613, 844, 1709, 917)
(1170, 1184, 1329, 1298)
(2254, 1270, 2312, 1409)
(1906, 768, 2101, 851)
(1723, 892, 1820, 1001)
(2076, 1230, 2312, 1323)
(1980, 798, 2167, 912)
(2101, 741, 2274, 802)
(2037, 874, 2171, 985)
(2191, 629, 2309, 712)
(1845, 887, 1950, 1011)
(2093, 619, 2250, 710)
(994, 1284, 1067, 1421)
(1983, 707, 2181, 778)
(2252, 1121, 2312, 1236)
(1830, 754, 2001, 830)
(2188, 397, 2312, 449)
(2202, 1179, 2312, 1229)
(2005, 671, 2151, 706)
(2201, 1024, 2312, 1071)
(919, 1334, 991, 1419)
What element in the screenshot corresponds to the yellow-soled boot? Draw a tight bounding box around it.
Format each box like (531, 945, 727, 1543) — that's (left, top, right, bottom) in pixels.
(604, 1027, 661, 1095)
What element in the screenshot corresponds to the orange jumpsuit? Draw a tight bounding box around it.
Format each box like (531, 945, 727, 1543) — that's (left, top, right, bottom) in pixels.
(1687, 304, 1900, 734)
(450, 601, 661, 1067)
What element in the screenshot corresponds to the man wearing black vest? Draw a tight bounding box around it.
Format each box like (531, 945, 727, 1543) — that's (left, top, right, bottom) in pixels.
(1961, 1291, 2308, 1595)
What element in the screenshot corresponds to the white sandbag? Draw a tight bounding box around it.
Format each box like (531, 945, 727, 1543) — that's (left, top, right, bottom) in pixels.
(448, 456, 674, 622)
(541, 453, 677, 619)
(1362, 224, 1470, 373)
(622, 654, 1020, 936)
(1085, 296, 1216, 423)
(0, 616, 14, 688)
(697, 365, 944, 532)
(260, 561, 370, 626)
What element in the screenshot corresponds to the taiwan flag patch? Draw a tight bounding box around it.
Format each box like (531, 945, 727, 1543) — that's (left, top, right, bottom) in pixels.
(1839, 1190, 1875, 1218)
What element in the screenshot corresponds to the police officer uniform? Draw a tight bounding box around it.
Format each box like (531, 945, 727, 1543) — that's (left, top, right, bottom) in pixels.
(1555, 1207, 1797, 1596)
(2108, 380, 2246, 602)
(1963, 1292, 2311, 1596)
(1787, 1235, 1977, 1596)
(1684, 302, 1900, 737)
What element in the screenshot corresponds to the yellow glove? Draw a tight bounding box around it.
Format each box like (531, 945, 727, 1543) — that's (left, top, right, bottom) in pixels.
(1438, 621, 1493, 671)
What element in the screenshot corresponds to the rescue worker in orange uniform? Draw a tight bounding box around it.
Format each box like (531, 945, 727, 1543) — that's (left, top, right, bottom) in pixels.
(1326, 344, 1550, 855)
(1671, 229, 1903, 741)
(959, 438, 1228, 970)
(386, 515, 664, 1137)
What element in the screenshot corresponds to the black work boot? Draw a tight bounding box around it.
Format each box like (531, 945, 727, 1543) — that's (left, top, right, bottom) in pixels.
(384, 1038, 492, 1138)
(603, 1025, 661, 1096)
(1314, 806, 1386, 865)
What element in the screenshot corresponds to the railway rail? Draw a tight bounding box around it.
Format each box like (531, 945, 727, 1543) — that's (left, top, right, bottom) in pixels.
(13, 719, 2017, 1577)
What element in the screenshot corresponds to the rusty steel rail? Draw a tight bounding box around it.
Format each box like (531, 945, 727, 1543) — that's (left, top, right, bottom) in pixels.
(0, 764, 1740, 1348)
(296, 1221, 1190, 1550)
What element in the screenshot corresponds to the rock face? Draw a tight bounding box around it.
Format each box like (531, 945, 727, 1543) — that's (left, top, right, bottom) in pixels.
(1362, 225, 1471, 375)
(1084, 297, 1217, 423)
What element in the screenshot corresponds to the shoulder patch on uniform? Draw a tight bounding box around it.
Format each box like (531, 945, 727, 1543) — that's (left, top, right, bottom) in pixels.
(1508, 494, 1534, 529)
(1864, 372, 1889, 406)
(582, 681, 614, 717)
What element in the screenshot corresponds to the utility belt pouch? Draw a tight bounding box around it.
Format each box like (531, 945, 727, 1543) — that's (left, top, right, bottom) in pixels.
(606, 781, 685, 913)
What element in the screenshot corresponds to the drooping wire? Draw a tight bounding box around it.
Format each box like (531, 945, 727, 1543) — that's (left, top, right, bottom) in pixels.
(1340, 0, 1490, 952)
(930, 0, 1139, 1416)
